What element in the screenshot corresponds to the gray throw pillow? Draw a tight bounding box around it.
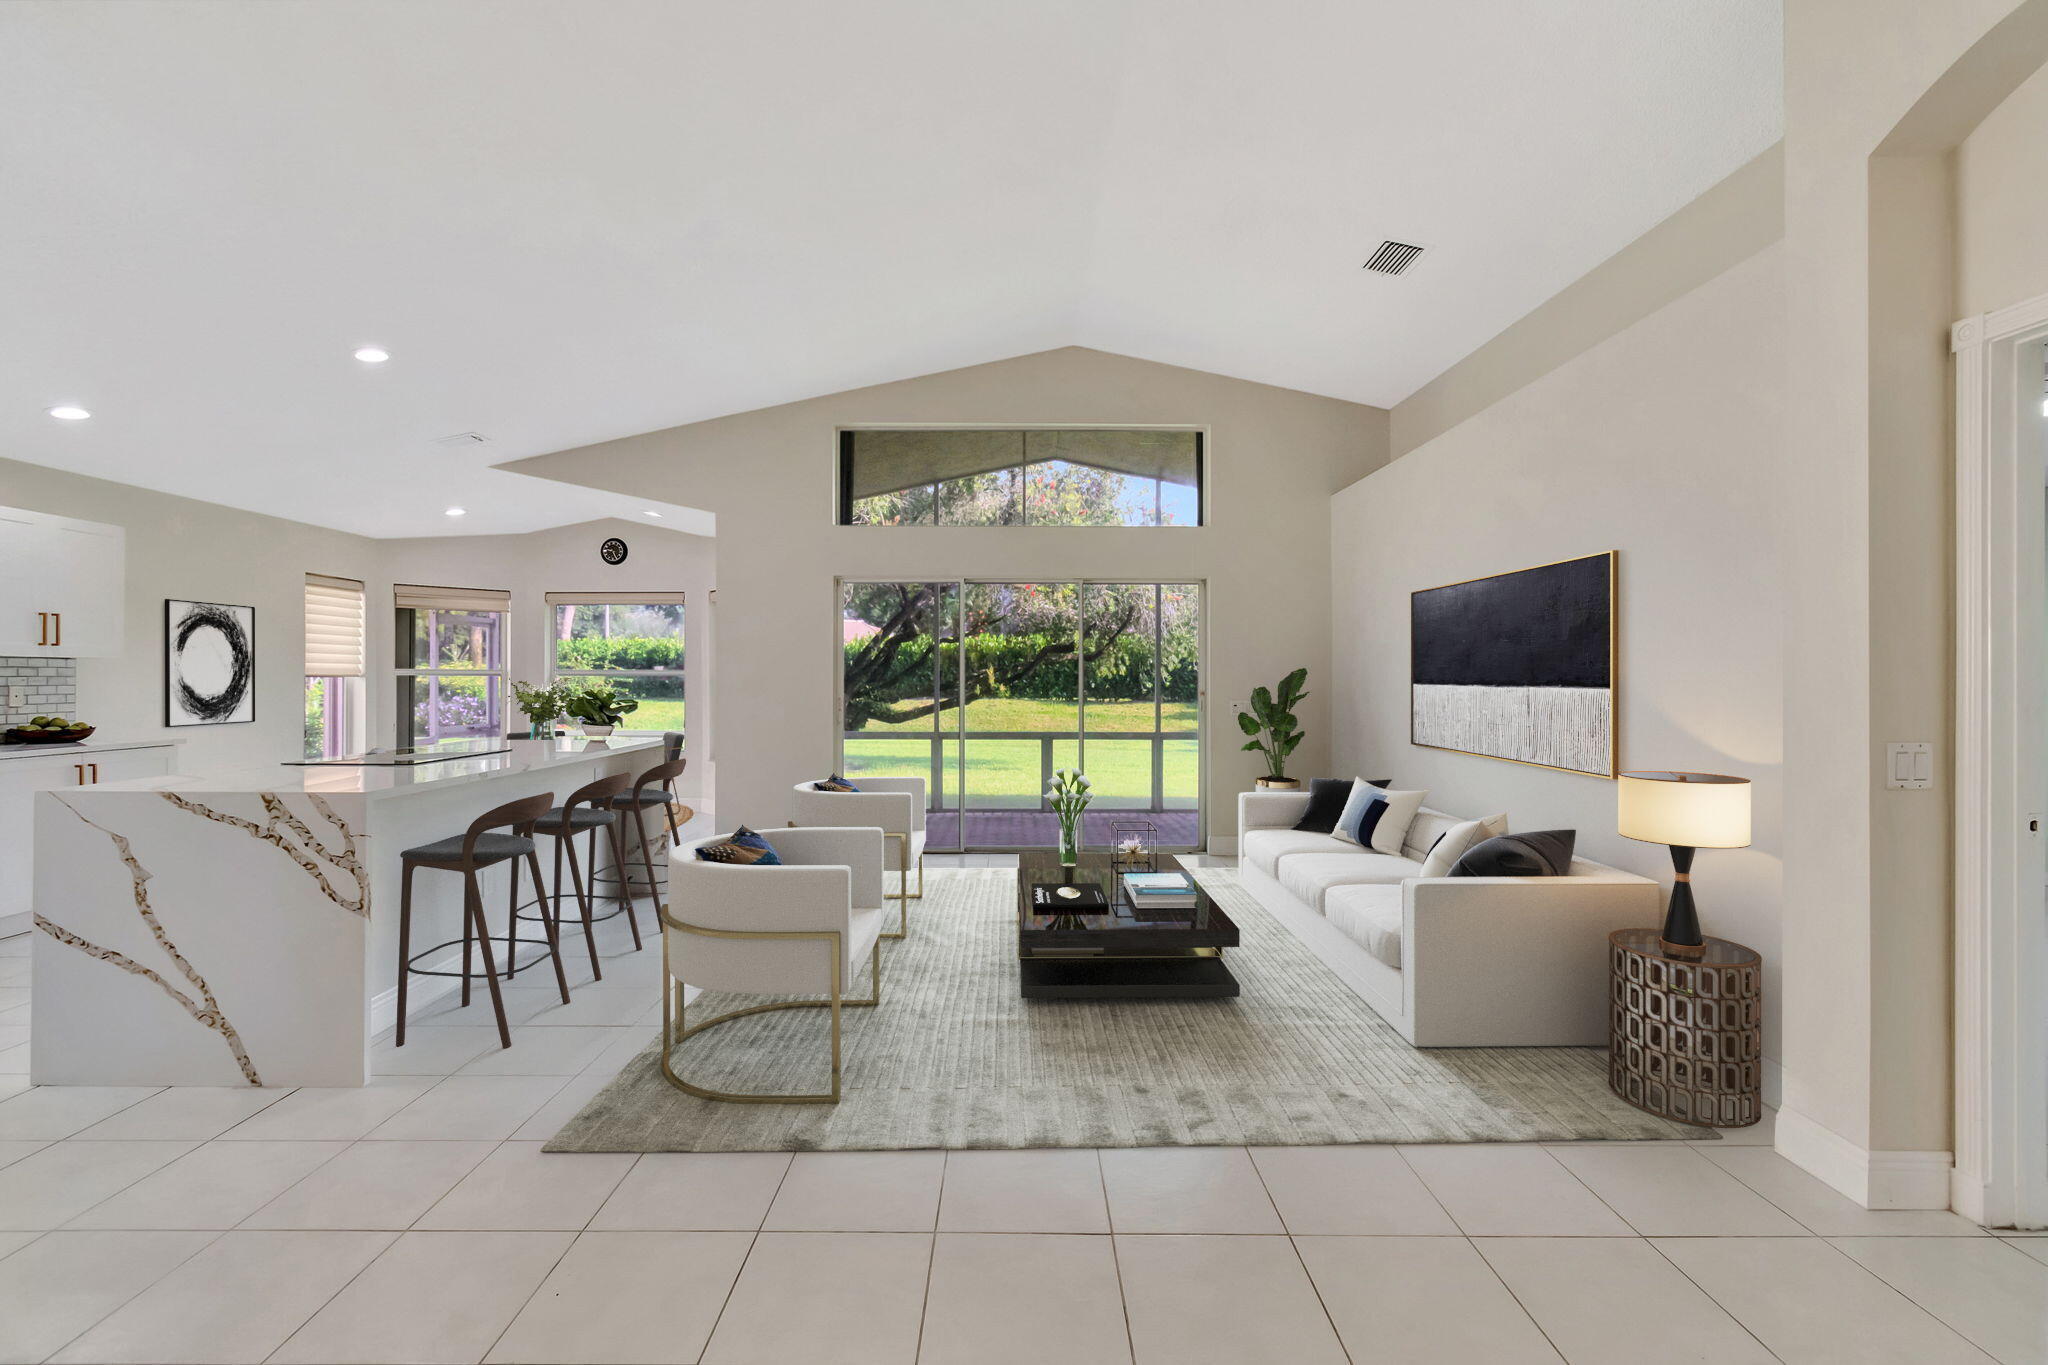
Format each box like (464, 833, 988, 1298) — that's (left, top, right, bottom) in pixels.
(1449, 830, 1576, 877)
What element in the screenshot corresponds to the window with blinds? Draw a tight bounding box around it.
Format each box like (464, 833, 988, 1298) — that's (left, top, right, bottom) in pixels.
(304, 574, 365, 759)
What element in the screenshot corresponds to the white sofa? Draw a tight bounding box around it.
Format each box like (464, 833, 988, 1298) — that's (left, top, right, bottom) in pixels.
(1236, 791, 1659, 1047)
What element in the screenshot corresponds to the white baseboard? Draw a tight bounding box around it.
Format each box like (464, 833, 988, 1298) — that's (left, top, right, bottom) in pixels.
(1762, 1056, 1783, 1109)
(1775, 1105, 1952, 1210)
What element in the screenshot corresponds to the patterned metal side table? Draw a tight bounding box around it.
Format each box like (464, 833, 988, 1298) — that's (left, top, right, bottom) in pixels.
(1609, 929, 1762, 1128)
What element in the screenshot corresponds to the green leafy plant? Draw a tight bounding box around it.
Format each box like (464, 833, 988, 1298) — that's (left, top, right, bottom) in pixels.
(563, 679, 640, 728)
(512, 680, 569, 726)
(1237, 667, 1309, 781)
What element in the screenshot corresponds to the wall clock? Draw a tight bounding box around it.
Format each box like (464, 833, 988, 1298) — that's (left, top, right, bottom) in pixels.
(599, 537, 628, 565)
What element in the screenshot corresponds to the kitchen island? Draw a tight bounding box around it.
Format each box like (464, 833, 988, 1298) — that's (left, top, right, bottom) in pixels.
(30, 736, 665, 1087)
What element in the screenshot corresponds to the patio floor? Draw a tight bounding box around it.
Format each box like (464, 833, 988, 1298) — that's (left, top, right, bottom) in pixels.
(932, 808, 1202, 850)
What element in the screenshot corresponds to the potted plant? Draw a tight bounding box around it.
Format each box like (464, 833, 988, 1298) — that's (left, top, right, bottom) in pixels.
(1238, 667, 1308, 790)
(1046, 768, 1092, 867)
(511, 681, 569, 740)
(562, 680, 639, 738)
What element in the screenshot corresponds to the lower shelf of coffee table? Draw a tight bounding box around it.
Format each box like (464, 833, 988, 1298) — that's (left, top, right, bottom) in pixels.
(1018, 954, 1240, 1000)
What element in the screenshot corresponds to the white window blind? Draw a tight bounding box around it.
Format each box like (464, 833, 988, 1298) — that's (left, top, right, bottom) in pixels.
(304, 574, 365, 678)
(543, 591, 686, 607)
(393, 584, 513, 613)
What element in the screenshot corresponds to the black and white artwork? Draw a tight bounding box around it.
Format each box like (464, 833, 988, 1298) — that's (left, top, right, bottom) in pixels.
(165, 600, 256, 727)
(1410, 552, 1615, 777)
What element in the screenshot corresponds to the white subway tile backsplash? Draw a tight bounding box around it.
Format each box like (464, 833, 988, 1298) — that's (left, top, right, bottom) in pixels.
(0, 656, 79, 728)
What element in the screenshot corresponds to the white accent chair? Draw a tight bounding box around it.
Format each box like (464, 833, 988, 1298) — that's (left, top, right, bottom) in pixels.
(661, 826, 886, 1103)
(790, 776, 926, 937)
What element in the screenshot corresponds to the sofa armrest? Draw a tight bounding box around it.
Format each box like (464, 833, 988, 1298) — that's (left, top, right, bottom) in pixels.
(1238, 791, 1311, 834)
(761, 826, 885, 910)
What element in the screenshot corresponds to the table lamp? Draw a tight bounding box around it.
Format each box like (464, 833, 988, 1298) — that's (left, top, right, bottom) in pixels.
(1617, 771, 1751, 959)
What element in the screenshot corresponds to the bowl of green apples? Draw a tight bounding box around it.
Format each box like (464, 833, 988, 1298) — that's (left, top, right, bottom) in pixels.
(5, 715, 95, 744)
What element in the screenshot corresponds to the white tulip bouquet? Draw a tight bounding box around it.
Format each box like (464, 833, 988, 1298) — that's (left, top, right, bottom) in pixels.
(1047, 767, 1092, 865)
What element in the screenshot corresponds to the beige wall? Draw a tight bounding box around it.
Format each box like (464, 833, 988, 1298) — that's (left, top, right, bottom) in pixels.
(507, 346, 1389, 843)
(1779, 0, 2048, 1165)
(1389, 145, 1784, 459)
(0, 457, 715, 789)
(0, 455, 384, 774)
(1333, 246, 1788, 1070)
(1957, 59, 2048, 316)
(381, 519, 714, 796)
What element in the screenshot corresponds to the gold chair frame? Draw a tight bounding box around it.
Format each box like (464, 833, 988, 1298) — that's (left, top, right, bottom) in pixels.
(657, 906, 882, 1104)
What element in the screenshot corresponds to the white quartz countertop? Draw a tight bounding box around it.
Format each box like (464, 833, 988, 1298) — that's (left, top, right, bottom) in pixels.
(69, 735, 665, 798)
(0, 738, 179, 761)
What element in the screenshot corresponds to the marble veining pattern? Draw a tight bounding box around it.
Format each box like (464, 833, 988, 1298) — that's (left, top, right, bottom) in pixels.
(160, 791, 369, 917)
(41, 797, 263, 1085)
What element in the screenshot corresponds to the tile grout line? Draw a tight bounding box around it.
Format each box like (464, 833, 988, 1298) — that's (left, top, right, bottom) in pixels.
(692, 1150, 798, 1362)
(42, 1224, 235, 1365)
(1460, 1235, 1572, 1364)
(913, 1153, 945, 1363)
(1244, 1144, 1354, 1365)
(1097, 1150, 1139, 1365)
(1635, 1237, 1787, 1363)
(1816, 1237, 2007, 1363)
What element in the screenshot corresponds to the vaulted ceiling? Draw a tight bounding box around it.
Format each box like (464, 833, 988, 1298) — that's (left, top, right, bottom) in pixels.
(0, 0, 1781, 538)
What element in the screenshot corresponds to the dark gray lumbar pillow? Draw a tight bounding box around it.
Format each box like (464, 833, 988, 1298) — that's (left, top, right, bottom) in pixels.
(1449, 830, 1576, 877)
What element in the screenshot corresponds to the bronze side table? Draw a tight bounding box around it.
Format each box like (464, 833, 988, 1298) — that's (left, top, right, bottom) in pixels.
(1609, 929, 1762, 1128)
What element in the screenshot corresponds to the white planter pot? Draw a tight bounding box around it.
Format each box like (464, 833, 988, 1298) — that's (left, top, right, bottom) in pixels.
(577, 724, 615, 738)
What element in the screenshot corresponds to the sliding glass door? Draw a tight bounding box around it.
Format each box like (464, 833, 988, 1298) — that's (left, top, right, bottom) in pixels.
(839, 580, 1201, 851)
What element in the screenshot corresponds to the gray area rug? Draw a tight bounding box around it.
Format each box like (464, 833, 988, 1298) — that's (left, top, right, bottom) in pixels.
(545, 867, 1709, 1151)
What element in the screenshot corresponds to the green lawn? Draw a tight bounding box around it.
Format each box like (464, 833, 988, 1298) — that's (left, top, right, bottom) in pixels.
(624, 699, 686, 730)
(845, 695, 1199, 809)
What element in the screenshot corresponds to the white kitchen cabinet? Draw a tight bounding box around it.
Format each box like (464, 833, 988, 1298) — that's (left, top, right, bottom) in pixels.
(0, 504, 126, 658)
(0, 743, 174, 934)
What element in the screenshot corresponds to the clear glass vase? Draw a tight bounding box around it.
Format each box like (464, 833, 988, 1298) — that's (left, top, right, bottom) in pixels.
(1058, 820, 1080, 866)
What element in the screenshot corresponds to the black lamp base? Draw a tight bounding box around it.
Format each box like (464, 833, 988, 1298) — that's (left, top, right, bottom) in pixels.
(1658, 844, 1704, 960)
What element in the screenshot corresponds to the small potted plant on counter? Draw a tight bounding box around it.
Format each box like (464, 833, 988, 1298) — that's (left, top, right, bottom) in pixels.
(1238, 666, 1308, 790)
(562, 679, 639, 738)
(512, 681, 569, 740)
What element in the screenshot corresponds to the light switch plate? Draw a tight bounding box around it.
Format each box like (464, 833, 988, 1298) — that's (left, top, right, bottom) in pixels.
(1887, 741, 1934, 789)
(5, 686, 22, 709)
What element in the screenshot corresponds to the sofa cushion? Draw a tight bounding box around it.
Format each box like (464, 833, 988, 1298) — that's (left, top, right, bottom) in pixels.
(1242, 828, 1359, 876)
(1325, 883, 1404, 970)
(1278, 852, 1424, 911)
(1418, 819, 1487, 878)
(1293, 777, 1386, 833)
(1402, 808, 1507, 862)
(1452, 830, 1577, 878)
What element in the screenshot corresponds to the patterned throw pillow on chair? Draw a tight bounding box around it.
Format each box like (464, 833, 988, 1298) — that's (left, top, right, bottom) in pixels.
(694, 826, 784, 865)
(813, 775, 861, 792)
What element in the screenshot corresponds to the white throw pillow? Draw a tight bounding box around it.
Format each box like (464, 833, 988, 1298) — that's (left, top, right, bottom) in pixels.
(1419, 819, 1485, 878)
(1477, 812, 1509, 841)
(1329, 780, 1381, 846)
(1368, 788, 1426, 855)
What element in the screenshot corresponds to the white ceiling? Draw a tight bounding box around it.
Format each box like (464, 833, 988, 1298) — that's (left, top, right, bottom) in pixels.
(0, 0, 1781, 539)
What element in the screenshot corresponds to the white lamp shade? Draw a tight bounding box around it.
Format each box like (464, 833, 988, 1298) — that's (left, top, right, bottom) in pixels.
(1617, 771, 1751, 848)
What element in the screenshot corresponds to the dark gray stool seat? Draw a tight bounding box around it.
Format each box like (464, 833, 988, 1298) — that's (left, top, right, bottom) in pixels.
(401, 831, 535, 867)
(535, 806, 615, 833)
(609, 789, 684, 808)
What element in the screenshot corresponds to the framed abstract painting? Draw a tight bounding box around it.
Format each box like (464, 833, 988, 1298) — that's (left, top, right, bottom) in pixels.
(1410, 552, 1615, 777)
(165, 599, 256, 726)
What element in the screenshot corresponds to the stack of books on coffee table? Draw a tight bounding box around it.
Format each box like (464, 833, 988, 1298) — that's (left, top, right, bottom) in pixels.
(1120, 870, 1197, 909)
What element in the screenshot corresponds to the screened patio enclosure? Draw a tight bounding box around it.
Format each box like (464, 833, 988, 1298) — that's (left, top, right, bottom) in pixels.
(839, 581, 1203, 851)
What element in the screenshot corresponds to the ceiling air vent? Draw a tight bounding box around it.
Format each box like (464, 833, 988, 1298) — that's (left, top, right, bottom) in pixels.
(431, 432, 490, 448)
(1363, 240, 1425, 276)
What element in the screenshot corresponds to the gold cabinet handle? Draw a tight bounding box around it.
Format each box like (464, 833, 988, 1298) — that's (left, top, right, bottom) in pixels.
(51, 613, 60, 648)
(88, 762, 98, 784)
(74, 764, 85, 785)
(37, 612, 48, 647)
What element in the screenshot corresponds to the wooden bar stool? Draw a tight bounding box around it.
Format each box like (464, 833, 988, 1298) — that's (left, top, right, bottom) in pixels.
(521, 771, 641, 983)
(606, 752, 693, 909)
(394, 791, 564, 1049)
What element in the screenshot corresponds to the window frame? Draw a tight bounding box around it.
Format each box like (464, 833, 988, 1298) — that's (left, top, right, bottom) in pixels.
(544, 595, 686, 736)
(834, 427, 1206, 528)
(393, 604, 510, 746)
(302, 674, 362, 759)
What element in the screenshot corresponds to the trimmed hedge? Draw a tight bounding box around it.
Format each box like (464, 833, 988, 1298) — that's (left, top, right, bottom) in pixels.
(848, 629, 1196, 704)
(555, 636, 683, 671)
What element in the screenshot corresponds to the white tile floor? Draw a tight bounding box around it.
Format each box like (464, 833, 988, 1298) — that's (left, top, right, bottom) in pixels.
(1, 855, 2043, 1363)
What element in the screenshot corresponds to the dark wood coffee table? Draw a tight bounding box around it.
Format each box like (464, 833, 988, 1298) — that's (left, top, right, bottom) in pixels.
(1016, 850, 1240, 999)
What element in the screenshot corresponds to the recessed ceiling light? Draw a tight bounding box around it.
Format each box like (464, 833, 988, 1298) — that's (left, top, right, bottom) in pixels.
(47, 405, 91, 421)
(444, 506, 466, 517)
(353, 347, 390, 364)
(642, 509, 663, 518)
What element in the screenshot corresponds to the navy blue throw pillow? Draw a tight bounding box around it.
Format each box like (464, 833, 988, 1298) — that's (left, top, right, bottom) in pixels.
(1449, 830, 1576, 877)
(1293, 777, 1390, 834)
(695, 825, 783, 865)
